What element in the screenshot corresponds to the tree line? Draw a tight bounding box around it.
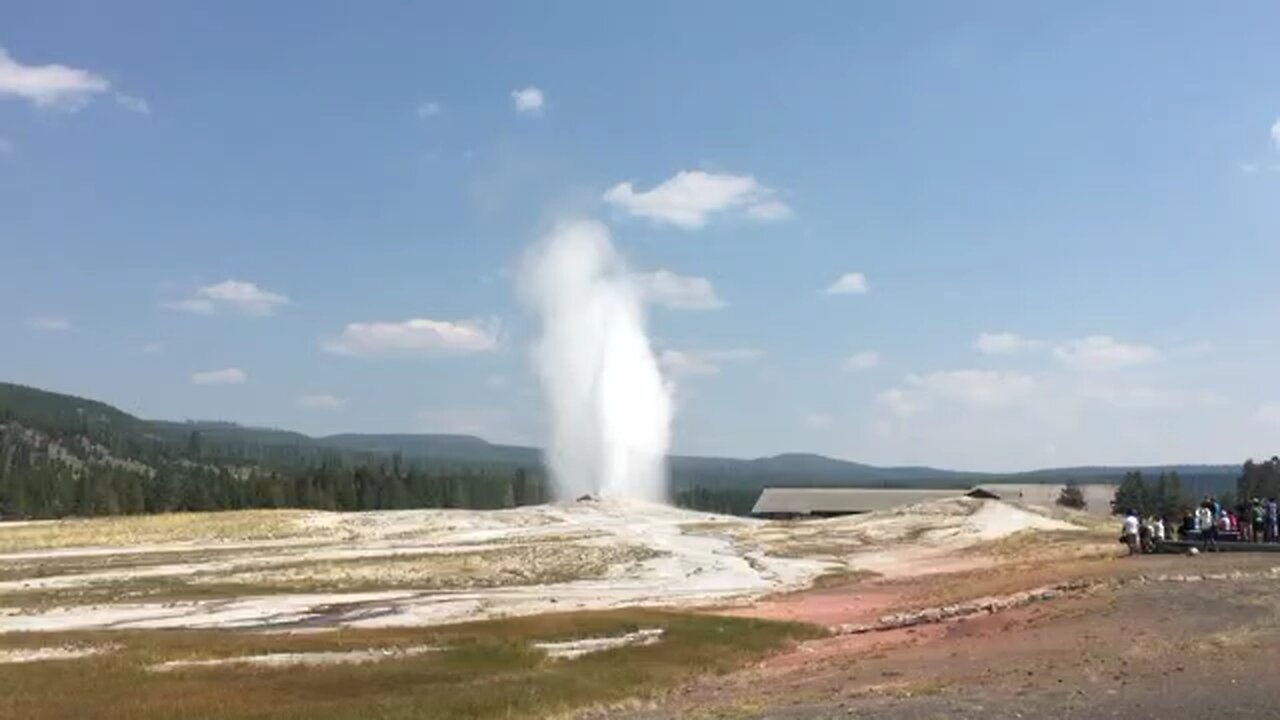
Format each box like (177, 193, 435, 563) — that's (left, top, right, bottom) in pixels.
(0, 452, 557, 520)
(0, 425, 761, 519)
(1110, 459, 1280, 518)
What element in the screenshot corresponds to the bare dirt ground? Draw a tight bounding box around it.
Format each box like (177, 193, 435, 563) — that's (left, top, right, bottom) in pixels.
(0, 497, 1072, 632)
(8, 499, 1276, 718)
(601, 553, 1280, 720)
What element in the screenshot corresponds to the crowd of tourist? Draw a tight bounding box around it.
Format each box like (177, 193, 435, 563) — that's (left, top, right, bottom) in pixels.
(1120, 496, 1280, 554)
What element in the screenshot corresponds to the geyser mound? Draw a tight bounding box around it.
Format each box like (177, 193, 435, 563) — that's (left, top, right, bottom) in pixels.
(519, 219, 672, 502)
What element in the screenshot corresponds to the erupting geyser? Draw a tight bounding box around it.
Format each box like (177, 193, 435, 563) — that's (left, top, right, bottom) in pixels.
(519, 219, 672, 502)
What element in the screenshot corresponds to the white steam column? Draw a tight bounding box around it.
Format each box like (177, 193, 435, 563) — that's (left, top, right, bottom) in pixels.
(520, 219, 672, 502)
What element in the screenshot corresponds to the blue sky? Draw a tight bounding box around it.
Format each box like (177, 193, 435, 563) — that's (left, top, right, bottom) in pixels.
(5, 1, 1280, 471)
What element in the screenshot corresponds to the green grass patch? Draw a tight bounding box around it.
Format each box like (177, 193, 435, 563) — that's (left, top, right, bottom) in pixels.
(0, 609, 824, 720)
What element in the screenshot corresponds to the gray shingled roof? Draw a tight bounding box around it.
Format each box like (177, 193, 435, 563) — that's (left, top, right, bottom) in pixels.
(750, 488, 967, 515)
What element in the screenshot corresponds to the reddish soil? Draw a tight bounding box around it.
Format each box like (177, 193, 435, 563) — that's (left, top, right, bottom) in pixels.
(717, 583, 905, 627)
(606, 554, 1280, 720)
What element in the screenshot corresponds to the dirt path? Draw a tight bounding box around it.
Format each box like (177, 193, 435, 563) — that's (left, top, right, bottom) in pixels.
(601, 554, 1280, 719)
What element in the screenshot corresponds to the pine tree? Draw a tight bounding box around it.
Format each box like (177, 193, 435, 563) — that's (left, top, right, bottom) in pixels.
(1057, 480, 1087, 510)
(1111, 471, 1149, 516)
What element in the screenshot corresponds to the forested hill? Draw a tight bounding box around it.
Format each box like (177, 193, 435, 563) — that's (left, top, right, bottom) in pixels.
(0, 381, 1241, 519)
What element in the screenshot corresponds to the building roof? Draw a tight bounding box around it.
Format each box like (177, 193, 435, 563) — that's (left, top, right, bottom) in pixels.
(969, 483, 1117, 515)
(751, 487, 967, 515)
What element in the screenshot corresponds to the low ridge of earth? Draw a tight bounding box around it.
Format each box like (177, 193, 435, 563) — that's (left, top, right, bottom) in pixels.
(596, 553, 1280, 720)
(0, 497, 1072, 632)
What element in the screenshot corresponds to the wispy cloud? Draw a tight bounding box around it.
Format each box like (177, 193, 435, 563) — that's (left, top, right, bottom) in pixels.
(878, 369, 1039, 417)
(27, 316, 71, 331)
(142, 341, 164, 354)
(0, 46, 143, 112)
(659, 347, 761, 377)
(603, 170, 790, 229)
(164, 280, 290, 316)
(114, 93, 149, 114)
(844, 351, 880, 371)
(191, 368, 247, 385)
(0, 137, 12, 156)
(297, 393, 343, 409)
(323, 317, 500, 357)
(1272, 118, 1280, 151)
(1052, 336, 1156, 372)
(746, 200, 792, 221)
(416, 100, 441, 118)
(823, 272, 869, 295)
(973, 332, 1044, 355)
(633, 269, 724, 310)
(511, 86, 544, 114)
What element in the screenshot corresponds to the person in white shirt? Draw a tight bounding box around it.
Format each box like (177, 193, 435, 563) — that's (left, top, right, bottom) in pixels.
(1153, 517, 1166, 543)
(1195, 505, 1213, 532)
(1122, 511, 1140, 556)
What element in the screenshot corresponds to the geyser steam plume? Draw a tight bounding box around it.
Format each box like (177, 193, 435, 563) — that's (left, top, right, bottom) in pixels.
(520, 219, 672, 502)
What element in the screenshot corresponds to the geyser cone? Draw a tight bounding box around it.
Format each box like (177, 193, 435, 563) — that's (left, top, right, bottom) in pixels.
(520, 219, 672, 502)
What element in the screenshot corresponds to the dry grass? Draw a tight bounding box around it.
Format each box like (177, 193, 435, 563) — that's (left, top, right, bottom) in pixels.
(205, 543, 664, 591)
(0, 511, 316, 552)
(969, 527, 1119, 563)
(0, 610, 824, 720)
(0, 542, 667, 609)
(807, 567, 882, 590)
(0, 547, 262, 582)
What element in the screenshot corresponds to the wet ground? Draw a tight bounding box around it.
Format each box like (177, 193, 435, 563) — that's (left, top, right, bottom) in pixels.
(605, 554, 1280, 719)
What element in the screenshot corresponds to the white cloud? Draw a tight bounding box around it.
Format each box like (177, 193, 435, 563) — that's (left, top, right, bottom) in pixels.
(0, 137, 12, 156)
(658, 349, 721, 376)
(1241, 162, 1259, 174)
(704, 348, 763, 362)
(1271, 118, 1280, 151)
(805, 413, 832, 429)
(27, 316, 71, 331)
(511, 86, 544, 114)
(323, 317, 500, 357)
(602, 170, 789, 229)
(485, 374, 509, 390)
(297, 393, 343, 409)
(659, 347, 760, 377)
(746, 200, 792, 221)
(878, 369, 1038, 418)
(0, 47, 143, 112)
(823, 272, 869, 295)
(634, 269, 724, 310)
(191, 368, 247, 385)
(876, 388, 927, 418)
(163, 298, 216, 315)
(416, 100, 441, 118)
(973, 332, 1044, 355)
(1052, 336, 1156, 371)
(912, 370, 1038, 407)
(142, 341, 164, 354)
(196, 280, 289, 315)
(165, 280, 290, 316)
(844, 351, 880, 371)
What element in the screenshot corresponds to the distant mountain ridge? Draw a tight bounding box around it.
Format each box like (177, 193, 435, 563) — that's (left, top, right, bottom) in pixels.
(0, 381, 1240, 492)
